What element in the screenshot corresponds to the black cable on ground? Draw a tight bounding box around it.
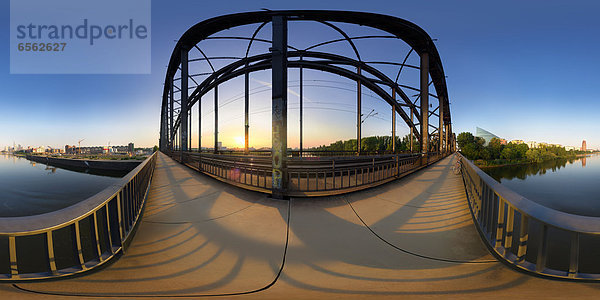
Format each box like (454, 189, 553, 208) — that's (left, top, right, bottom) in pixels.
(343, 196, 497, 264)
(12, 199, 292, 298)
(143, 203, 257, 224)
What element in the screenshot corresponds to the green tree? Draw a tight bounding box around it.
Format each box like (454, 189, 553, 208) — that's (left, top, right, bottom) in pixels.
(479, 148, 492, 160)
(488, 138, 504, 159)
(500, 147, 513, 159)
(457, 132, 475, 150)
(514, 143, 529, 159)
(461, 143, 480, 160)
(526, 149, 542, 163)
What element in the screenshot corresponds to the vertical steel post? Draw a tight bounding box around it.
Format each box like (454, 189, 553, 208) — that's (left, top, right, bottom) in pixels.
(450, 126, 455, 151)
(299, 56, 304, 157)
(420, 52, 429, 161)
(245, 69, 250, 153)
(392, 88, 396, 153)
(271, 15, 288, 198)
(410, 108, 413, 153)
(568, 232, 579, 277)
(198, 98, 202, 152)
(439, 96, 444, 153)
(160, 98, 165, 151)
(444, 123, 449, 154)
(189, 101, 192, 151)
(169, 77, 174, 150)
(180, 49, 189, 158)
(448, 125, 452, 152)
(214, 84, 219, 153)
(536, 225, 548, 272)
(357, 66, 362, 155)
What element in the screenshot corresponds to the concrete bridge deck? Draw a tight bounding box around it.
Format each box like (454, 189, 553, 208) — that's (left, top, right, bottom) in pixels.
(2, 152, 598, 299)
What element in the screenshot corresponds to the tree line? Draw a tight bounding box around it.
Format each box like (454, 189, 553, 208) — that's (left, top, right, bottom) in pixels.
(312, 135, 422, 153)
(457, 132, 579, 164)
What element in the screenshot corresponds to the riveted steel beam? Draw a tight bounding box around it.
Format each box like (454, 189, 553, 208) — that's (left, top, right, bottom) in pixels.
(271, 15, 288, 198)
(420, 52, 429, 160)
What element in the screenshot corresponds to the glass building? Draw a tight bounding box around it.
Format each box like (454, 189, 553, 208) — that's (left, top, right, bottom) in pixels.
(475, 127, 500, 146)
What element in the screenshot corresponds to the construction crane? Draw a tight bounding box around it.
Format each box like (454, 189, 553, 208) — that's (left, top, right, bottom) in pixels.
(78, 139, 85, 155)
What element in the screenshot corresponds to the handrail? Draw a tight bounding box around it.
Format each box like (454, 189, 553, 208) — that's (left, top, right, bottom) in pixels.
(458, 152, 600, 280)
(169, 150, 448, 197)
(0, 152, 157, 281)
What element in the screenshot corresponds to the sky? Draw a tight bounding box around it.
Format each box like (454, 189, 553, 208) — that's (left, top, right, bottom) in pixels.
(1, 0, 600, 149)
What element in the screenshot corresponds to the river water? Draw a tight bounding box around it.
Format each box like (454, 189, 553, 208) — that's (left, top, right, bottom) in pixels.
(0, 154, 126, 217)
(483, 154, 600, 217)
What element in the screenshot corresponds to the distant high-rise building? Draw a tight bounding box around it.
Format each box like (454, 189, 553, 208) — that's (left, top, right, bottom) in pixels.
(475, 127, 500, 146)
(582, 140, 587, 152)
(128, 143, 134, 154)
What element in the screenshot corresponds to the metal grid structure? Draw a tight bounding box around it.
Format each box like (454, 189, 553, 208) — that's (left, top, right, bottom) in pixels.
(159, 10, 456, 197)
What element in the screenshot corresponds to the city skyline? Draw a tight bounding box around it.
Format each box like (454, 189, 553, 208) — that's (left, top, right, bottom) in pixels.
(2, 0, 600, 149)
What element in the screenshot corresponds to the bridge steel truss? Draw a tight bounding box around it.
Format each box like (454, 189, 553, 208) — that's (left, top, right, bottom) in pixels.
(159, 10, 455, 198)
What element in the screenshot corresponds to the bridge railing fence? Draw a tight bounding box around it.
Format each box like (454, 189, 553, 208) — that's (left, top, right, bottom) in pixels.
(167, 150, 449, 196)
(0, 152, 157, 281)
(458, 152, 600, 280)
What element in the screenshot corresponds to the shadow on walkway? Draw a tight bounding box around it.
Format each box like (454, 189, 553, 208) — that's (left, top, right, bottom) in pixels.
(5, 153, 597, 299)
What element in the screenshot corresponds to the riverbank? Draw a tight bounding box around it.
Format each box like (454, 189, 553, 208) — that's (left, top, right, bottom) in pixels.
(26, 155, 142, 172)
(475, 160, 530, 169)
(474, 155, 579, 169)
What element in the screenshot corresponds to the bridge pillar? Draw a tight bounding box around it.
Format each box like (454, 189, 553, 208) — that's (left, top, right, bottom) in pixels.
(420, 51, 429, 163)
(189, 99, 192, 151)
(392, 88, 396, 153)
(439, 96, 444, 153)
(357, 66, 362, 155)
(180, 49, 189, 160)
(444, 123, 448, 154)
(198, 97, 202, 152)
(169, 76, 174, 151)
(410, 108, 413, 153)
(271, 15, 288, 198)
(160, 96, 166, 151)
(245, 70, 249, 154)
(299, 58, 304, 156)
(214, 84, 219, 154)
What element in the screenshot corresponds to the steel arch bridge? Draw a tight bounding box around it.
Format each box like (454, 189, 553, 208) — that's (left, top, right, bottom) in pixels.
(159, 10, 455, 198)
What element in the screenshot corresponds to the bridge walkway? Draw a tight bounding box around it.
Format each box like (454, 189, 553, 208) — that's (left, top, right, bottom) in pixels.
(2, 152, 598, 299)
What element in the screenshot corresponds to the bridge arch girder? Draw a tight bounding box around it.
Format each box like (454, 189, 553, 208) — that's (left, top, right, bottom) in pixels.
(161, 10, 455, 198)
(171, 51, 423, 141)
(162, 10, 451, 127)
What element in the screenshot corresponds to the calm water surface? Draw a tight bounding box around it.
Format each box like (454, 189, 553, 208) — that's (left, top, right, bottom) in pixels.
(0, 154, 124, 217)
(483, 154, 600, 217)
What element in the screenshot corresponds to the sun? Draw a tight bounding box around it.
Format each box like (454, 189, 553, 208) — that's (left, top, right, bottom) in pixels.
(234, 136, 245, 148)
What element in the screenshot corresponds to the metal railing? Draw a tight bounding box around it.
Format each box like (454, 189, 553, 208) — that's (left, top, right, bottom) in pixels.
(167, 150, 448, 197)
(458, 153, 600, 280)
(0, 152, 157, 281)
(185, 149, 419, 157)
